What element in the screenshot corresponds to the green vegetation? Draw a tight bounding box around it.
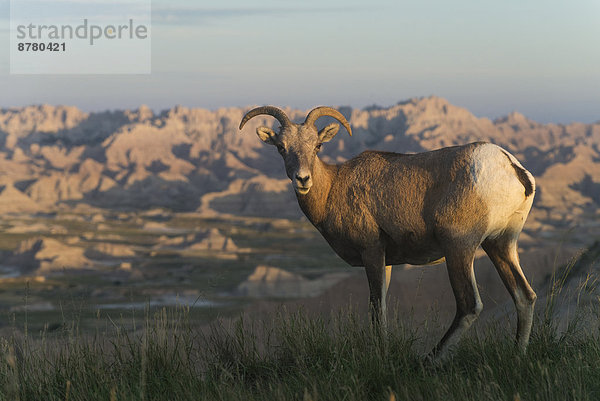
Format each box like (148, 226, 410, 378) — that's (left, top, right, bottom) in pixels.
(0, 214, 598, 400)
(0, 301, 598, 401)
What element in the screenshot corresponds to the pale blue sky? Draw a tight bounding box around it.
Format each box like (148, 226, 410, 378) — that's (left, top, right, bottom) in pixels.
(1, 0, 599, 123)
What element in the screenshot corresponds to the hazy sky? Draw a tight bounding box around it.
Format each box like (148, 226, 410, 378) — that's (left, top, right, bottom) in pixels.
(1, 0, 599, 123)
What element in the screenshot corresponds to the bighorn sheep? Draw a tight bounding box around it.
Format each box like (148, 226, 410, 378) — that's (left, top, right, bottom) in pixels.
(239, 106, 537, 357)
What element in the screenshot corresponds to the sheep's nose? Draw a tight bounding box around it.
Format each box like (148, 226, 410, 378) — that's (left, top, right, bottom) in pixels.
(295, 174, 310, 185)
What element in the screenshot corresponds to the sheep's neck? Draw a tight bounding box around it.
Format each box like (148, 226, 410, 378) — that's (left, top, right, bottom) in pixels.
(296, 157, 337, 227)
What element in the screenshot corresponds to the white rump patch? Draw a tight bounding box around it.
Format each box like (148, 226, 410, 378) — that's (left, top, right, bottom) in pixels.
(470, 143, 532, 234)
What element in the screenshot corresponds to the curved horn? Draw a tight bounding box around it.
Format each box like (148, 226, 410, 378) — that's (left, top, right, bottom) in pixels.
(304, 106, 352, 136)
(239, 106, 291, 130)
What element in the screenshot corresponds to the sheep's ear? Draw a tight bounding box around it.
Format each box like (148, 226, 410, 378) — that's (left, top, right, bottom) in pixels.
(256, 126, 277, 145)
(318, 123, 340, 143)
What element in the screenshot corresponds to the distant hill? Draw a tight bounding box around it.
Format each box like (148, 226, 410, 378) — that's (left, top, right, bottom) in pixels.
(0, 96, 599, 231)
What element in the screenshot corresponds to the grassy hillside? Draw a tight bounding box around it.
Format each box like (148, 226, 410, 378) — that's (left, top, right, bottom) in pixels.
(1, 298, 599, 401)
(0, 228, 597, 401)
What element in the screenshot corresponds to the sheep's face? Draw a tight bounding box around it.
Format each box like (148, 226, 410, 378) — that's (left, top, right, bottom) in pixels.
(256, 123, 340, 195)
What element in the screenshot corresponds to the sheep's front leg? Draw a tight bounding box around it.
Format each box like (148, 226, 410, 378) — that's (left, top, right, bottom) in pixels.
(363, 247, 390, 329)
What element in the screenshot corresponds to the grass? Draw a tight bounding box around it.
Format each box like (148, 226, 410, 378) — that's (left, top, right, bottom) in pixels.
(0, 300, 599, 401)
(0, 216, 597, 400)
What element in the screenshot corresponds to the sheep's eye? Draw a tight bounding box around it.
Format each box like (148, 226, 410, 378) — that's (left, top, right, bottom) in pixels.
(315, 144, 322, 152)
(276, 144, 286, 154)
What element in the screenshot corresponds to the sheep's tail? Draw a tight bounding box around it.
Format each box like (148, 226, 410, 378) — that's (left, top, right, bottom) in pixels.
(502, 151, 535, 197)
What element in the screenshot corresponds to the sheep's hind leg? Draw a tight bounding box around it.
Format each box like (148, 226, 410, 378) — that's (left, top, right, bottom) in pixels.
(431, 247, 482, 360)
(482, 236, 536, 352)
(363, 248, 389, 330)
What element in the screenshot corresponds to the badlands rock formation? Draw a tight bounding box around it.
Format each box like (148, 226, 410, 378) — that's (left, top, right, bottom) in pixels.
(236, 265, 351, 298)
(9, 237, 92, 272)
(154, 228, 238, 252)
(0, 97, 598, 227)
